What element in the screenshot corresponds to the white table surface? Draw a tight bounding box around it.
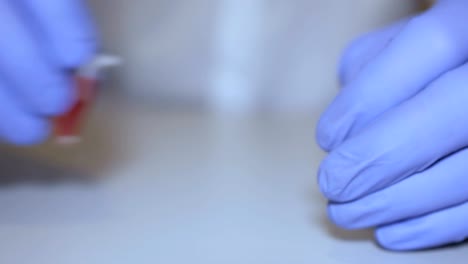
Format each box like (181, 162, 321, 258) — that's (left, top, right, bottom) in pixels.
(0, 94, 466, 264)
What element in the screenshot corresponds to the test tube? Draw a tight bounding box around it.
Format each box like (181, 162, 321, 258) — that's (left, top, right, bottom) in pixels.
(54, 55, 121, 145)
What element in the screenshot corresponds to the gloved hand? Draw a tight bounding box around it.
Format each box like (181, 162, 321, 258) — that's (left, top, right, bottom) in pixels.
(316, 0, 468, 251)
(0, 0, 96, 145)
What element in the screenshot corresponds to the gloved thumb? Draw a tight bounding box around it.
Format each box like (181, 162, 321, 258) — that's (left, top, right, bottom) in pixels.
(18, 0, 98, 68)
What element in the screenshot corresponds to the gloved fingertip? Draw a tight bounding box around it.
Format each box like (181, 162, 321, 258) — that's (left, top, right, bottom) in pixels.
(338, 38, 365, 86)
(316, 99, 361, 152)
(315, 122, 334, 152)
(316, 115, 347, 152)
(3, 116, 50, 145)
(57, 38, 98, 68)
(375, 228, 406, 251)
(327, 205, 354, 230)
(317, 165, 330, 195)
(328, 204, 372, 230)
(30, 75, 77, 116)
(375, 225, 423, 252)
(318, 162, 349, 203)
(318, 150, 370, 203)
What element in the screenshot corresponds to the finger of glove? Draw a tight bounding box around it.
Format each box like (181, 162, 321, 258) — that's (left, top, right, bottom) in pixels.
(0, 2, 75, 116)
(319, 61, 468, 202)
(17, 0, 98, 68)
(339, 18, 409, 86)
(317, 0, 468, 152)
(0, 83, 49, 145)
(328, 148, 468, 229)
(376, 202, 468, 251)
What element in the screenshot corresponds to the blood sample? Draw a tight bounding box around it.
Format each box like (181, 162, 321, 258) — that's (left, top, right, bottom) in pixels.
(54, 55, 121, 145)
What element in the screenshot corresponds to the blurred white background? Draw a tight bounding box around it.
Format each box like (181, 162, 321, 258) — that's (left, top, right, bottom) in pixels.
(90, 0, 419, 113)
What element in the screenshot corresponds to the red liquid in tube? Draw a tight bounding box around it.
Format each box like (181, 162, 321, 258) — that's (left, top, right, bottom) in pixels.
(54, 76, 98, 144)
(53, 54, 120, 145)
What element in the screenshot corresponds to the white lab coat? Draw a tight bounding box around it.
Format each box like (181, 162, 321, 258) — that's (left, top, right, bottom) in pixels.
(90, 0, 419, 113)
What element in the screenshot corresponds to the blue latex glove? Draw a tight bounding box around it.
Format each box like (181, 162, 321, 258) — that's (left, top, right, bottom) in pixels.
(317, 0, 468, 251)
(0, 1, 96, 145)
